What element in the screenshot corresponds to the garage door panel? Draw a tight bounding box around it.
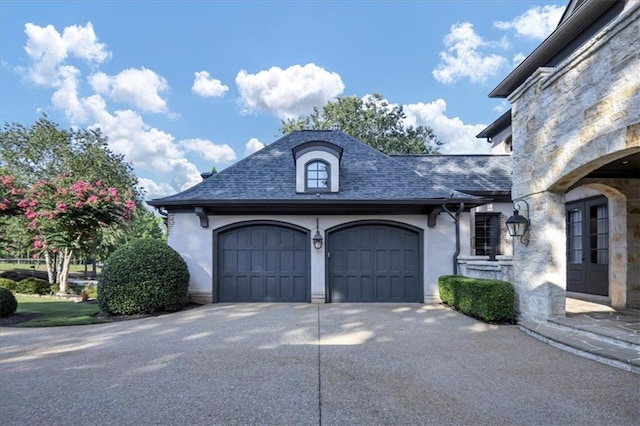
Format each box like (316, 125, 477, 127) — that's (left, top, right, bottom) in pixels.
(217, 225, 309, 302)
(329, 224, 421, 303)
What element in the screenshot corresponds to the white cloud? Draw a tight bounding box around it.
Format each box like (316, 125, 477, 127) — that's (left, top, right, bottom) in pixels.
(138, 177, 176, 200)
(23, 22, 110, 86)
(432, 22, 508, 84)
(244, 137, 265, 156)
(403, 99, 490, 154)
(494, 5, 565, 40)
(512, 53, 527, 68)
(192, 71, 229, 97)
(88, 68, 169, 113)
(180, 138, 236, 163)
(493, 100, 510, 114)
(235, 63, 345, 119)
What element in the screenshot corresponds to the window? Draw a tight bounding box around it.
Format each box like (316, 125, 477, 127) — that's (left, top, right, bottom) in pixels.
(306, 161, 330, 190)
(475, 214, 501, 260)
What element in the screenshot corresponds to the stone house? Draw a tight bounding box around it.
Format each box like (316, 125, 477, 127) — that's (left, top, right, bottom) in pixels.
(477, 0, 639, 319)
(149, 130, 513, 304)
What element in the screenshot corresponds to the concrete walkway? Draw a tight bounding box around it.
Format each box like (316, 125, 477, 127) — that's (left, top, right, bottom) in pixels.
(1, 304, 638, 425)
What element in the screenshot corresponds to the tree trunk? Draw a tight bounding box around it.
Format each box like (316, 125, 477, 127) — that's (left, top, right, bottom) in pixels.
(44, 251, 55, 284)
(58, 247, 73, 294)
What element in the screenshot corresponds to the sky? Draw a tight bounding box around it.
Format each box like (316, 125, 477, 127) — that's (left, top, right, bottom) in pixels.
(0, 0, 567, 201)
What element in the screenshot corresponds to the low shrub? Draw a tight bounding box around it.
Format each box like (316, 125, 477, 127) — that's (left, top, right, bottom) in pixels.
(99, 239, 190, 315)
(17, 277, 52, 295)
(438, 275, 515, 322)
(0, 287, 18, 317)
(0, 278, 18, 292)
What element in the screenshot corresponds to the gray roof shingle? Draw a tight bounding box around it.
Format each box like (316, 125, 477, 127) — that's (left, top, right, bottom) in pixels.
(149, 130, 511, 206)
(392, 154, 512, 194)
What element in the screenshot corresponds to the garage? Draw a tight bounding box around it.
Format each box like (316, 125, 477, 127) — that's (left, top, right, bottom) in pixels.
(327, 223, 422, 302)
(216, 223, 310, 302)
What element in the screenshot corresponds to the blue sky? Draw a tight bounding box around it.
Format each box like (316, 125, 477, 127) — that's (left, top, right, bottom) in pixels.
(0, 0, 566, 200)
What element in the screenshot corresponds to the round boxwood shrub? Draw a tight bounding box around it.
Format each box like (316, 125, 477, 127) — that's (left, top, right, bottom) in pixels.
(17, 277, 51, 295)
(0, 278, 18, 292)
(98, 239, 190, 315)
(0, 287, 18, 317)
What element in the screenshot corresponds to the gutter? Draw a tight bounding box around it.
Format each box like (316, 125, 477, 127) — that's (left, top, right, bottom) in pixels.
(442, 203, 465, 275)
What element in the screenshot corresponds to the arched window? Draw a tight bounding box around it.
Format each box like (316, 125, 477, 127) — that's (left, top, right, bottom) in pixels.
(306, 160, 330, 190)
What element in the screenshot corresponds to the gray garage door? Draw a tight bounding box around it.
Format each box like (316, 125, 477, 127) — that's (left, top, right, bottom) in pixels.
(217, 225, 309, 302)
(328, 224, 421, 302)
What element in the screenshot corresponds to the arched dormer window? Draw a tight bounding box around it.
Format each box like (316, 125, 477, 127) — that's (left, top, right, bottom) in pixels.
(293, 140, 342, 193)
(306, 160, 330, 191)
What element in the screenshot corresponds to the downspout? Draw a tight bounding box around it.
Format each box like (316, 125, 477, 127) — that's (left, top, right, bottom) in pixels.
(442, 202, 464, 275)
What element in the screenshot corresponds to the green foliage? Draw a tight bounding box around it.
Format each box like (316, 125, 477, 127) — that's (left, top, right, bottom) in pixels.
(99, 239, 189, 315)
(0, 278, 18, 292)
(16, 277, 52, 295)
(83, 283, 98, 299)
(438, 275, 515, 322)
(0, 287, 18, 317)
(280, 93, 441, 154)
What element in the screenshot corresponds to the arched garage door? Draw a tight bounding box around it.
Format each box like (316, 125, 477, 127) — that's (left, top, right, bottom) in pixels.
(328, 223, 422, 302)
(216, 224, 309, 302)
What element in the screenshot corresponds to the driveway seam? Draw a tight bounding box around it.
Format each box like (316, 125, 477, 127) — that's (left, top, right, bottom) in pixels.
(317, 304, 322, 426)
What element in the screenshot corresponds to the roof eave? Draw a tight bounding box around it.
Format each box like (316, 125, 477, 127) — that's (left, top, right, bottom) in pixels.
(489, 0, 619, 98)
(476, 110, 512, 139)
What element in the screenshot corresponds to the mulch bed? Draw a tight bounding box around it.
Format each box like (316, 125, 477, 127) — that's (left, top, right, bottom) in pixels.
(0, 312, 42, 327)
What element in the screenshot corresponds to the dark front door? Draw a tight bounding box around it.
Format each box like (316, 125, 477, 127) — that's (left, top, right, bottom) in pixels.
(566, 196, 609, 296)
(217, 224, 309, 302)
(328, 223, 421, 302)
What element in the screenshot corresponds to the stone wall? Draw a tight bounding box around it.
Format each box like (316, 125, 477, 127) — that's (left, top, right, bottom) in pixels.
(457, 256, 514, 284)
(507, 4, 640, 319)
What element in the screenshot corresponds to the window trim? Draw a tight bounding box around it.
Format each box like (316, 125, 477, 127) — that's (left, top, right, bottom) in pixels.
(304, 160, 331, 192)
(474, 213, 501, 260)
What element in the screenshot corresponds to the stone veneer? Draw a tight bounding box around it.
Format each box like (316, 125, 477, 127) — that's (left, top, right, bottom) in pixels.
(507, 3, 640, 319)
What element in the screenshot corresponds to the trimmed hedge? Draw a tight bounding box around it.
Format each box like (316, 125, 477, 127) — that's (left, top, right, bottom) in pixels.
(98, 239, 190, 315)
(438, 275, 515, 322)
(0, 278, 18, 292)
(16, 277, 52, 295)
(0, 287, 18, 317)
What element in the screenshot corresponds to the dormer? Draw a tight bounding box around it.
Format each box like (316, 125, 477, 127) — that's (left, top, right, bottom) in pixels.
(292, 140, 343, 193)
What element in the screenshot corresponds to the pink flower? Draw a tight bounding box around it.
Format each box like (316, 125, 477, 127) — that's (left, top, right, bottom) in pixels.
(25, 210, 38, 219)
(109, 187, 118, 197)
(34, 240, 43, 249)
(1, 176, 15, 186)
(32, 253, 39, 259)
(52, 248, 58, 254)
(0, 203, 6, 211)
(96, 180, 103, 187)
(75, 201, 84, 208)
(17, 199, 29, 208)
(125, 200, 136, 210)
(87, 195, 99, 204)
(56, 202, 67, 212)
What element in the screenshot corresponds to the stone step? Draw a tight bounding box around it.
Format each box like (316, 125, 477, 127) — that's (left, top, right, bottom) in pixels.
(519, 320, 640, 374)
(548, 316, 640, 349)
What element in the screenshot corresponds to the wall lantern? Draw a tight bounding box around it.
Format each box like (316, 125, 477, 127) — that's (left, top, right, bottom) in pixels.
(312, 217, 324, 250)
(506, 198, 530, 245)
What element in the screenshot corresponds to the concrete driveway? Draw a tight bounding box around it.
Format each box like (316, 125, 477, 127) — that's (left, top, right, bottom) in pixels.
(1, 304, 638, 425)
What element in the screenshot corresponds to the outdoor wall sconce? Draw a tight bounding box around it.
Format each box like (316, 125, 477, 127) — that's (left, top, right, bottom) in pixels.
(312, 217, 324, 250)
(506, 198, 530, 246)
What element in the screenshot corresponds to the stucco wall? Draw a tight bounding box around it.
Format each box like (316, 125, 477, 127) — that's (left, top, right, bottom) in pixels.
(167, 212, 471, 304)
(507, 4, 640, 319)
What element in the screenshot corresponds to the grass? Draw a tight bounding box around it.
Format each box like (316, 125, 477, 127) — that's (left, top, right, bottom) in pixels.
(14, 295, 106, 327)
(0, 262, 101, 274)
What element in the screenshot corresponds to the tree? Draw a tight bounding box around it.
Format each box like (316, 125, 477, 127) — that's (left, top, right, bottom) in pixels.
(280, 93, 442, 154)
(16, 174, 136, 293)
(0, 116, 141, 286)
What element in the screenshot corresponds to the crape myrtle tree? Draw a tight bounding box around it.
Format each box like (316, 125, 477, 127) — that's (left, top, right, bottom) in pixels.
(280, 93, 442, 155)
(0, 116, 163, 291)
(8, 174, 136, 293)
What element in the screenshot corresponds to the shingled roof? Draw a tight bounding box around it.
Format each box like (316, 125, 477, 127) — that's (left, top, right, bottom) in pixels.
(392, 154, 512, 196)
(149, 130, 508, 214)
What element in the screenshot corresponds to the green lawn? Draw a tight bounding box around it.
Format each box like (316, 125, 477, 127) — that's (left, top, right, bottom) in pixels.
(15, 295, 106, 327)
(0, 262, 100, 274)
